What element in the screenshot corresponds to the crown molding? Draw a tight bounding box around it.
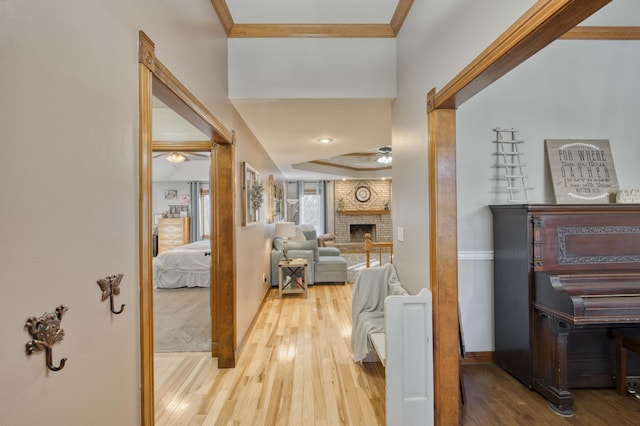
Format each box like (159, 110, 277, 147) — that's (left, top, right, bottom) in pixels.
(210, 0, 233, 35)
(560, 26, 640, 40)
(229, 23, 395, 38)
(210, 0, 414, 38)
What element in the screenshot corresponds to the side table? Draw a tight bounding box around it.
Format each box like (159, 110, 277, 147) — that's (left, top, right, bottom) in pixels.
(278, 258, 308, 298)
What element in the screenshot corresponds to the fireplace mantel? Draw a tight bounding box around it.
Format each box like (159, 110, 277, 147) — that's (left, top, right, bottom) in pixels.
(337, 210, 390, 215)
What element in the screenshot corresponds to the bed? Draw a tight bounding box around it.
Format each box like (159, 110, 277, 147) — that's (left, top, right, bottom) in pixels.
(153, 240, 211, 288)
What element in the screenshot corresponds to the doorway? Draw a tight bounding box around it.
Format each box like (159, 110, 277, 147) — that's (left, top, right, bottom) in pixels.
(138, 31, 236, 425)
(151, 138, 212, 354)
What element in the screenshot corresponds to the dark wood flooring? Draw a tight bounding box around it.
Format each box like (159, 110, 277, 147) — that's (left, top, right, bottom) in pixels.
(462, 363, 640, 425)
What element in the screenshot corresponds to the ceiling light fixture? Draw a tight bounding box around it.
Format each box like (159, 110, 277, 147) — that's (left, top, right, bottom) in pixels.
(166, 152, 187, 163)
(317, 138, 333, 144)
(376, 146, 392, 165)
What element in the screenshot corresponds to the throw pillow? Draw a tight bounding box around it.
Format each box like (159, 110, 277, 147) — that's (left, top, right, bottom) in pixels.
(302, 229, 317, 241)
(287, 239, 319, 261)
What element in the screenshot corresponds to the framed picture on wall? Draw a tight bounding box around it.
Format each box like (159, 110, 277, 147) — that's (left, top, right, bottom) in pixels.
(274, 181, 285, 222)
(164, 189, 177, 200)
(242, 162, 263, 226)
(267, 175, 275, 223)
(266, 175, 285, 223)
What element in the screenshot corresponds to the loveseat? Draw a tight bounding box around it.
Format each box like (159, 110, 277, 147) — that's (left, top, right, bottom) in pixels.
(271, 226, 348, 286)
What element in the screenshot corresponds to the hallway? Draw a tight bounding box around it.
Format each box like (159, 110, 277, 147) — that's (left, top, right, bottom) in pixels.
(155, 284, 640, 425)
(155, 284, 385, 425)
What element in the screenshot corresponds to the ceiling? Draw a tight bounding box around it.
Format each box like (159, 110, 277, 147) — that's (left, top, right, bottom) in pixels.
(209, 0, 412, 180)
(231, 98, 394, 180)
(152, 98, 211, 181)
(226, 0, 399, 26)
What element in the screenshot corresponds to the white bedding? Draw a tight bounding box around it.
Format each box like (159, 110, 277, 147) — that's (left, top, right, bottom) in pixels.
(153, 240, 211, 288)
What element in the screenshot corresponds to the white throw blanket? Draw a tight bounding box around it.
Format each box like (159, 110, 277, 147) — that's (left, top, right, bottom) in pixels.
(351, 263, 407, 362)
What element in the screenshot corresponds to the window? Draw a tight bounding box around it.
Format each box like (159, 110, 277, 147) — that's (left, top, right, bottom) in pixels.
(298, 181, 326, 234)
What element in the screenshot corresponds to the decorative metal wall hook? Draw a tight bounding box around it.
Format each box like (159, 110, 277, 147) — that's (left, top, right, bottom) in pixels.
(97, 273, 125, 314)
(25, 305, 68, 372)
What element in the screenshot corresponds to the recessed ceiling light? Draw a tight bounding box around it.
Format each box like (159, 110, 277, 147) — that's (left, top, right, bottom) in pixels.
(317, 138, 333, 144)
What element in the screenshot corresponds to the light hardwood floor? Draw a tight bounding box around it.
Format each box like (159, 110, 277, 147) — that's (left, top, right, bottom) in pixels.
(155, 284, 640, 425)
(155, 284, 385, 425)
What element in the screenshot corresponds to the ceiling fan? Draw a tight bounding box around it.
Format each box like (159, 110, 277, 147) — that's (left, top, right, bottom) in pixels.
(152, 151, 208, 163)
(376, 146, 392, 165)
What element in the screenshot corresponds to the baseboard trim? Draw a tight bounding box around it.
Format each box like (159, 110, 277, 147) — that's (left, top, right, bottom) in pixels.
(235, 286, 272, 362)
(462, 351, 495, 364)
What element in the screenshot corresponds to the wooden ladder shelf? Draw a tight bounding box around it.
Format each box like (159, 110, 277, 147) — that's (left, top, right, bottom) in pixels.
(492, 127, 532, 203)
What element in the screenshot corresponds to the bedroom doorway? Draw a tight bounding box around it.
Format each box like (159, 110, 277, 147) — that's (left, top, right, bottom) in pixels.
(151, 137, 213, 354)
(138, 31, 236, 425)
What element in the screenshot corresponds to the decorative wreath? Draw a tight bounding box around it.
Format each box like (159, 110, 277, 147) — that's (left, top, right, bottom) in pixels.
(250, 181, 265, 210)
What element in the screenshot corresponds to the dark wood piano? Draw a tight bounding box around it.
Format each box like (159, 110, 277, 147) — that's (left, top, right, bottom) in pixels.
(490, 204, 640, 415)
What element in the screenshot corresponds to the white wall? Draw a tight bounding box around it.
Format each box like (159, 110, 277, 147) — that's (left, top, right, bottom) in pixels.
(228, 38, 396, 98)
(234, 130, 283, 341)
(392, 0, 532, 296)
(0, 0, 280, 423)
(455, 39, 640, 352)
(152, 181, 192, 219)
(457, 40, 640, 250)
(395, 0, 640, 352)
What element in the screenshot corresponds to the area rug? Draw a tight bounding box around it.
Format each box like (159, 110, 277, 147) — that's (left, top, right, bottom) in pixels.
(153, 287, 211, 353)
(342, 252, 393, 284)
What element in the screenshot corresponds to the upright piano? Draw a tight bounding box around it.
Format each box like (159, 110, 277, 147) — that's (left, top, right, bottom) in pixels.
(490, 204, 640, 414)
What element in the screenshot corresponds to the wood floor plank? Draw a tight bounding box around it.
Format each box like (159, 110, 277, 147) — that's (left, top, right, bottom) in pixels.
(462, 363, 640, 425)
(155, 284, 640, 425)
(155, 284, 385, 425)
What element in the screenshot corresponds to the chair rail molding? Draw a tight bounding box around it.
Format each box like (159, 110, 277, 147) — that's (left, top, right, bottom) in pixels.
(457, 251, 494, 261)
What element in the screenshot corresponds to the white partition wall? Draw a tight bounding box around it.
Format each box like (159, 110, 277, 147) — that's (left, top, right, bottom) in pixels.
(385, 289, 434, 425)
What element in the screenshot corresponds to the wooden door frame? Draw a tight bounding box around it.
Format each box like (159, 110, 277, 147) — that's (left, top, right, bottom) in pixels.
(426, 1, 612, 424)
(138, 31, 236, 426)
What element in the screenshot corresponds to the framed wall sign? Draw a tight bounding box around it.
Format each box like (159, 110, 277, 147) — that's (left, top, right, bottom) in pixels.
(545, 139, 619, 204)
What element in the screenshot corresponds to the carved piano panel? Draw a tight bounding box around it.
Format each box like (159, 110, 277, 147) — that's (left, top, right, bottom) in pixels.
(530, 209, 640, 272)
(490, 204, 640, 415)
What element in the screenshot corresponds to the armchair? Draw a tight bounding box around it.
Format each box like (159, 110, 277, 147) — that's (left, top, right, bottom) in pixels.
(271, 226, 348, 286)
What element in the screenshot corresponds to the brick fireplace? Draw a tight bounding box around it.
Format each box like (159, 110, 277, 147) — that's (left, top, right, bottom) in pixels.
(333, 179, 392, 251)
(335, 212, 392, 245)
